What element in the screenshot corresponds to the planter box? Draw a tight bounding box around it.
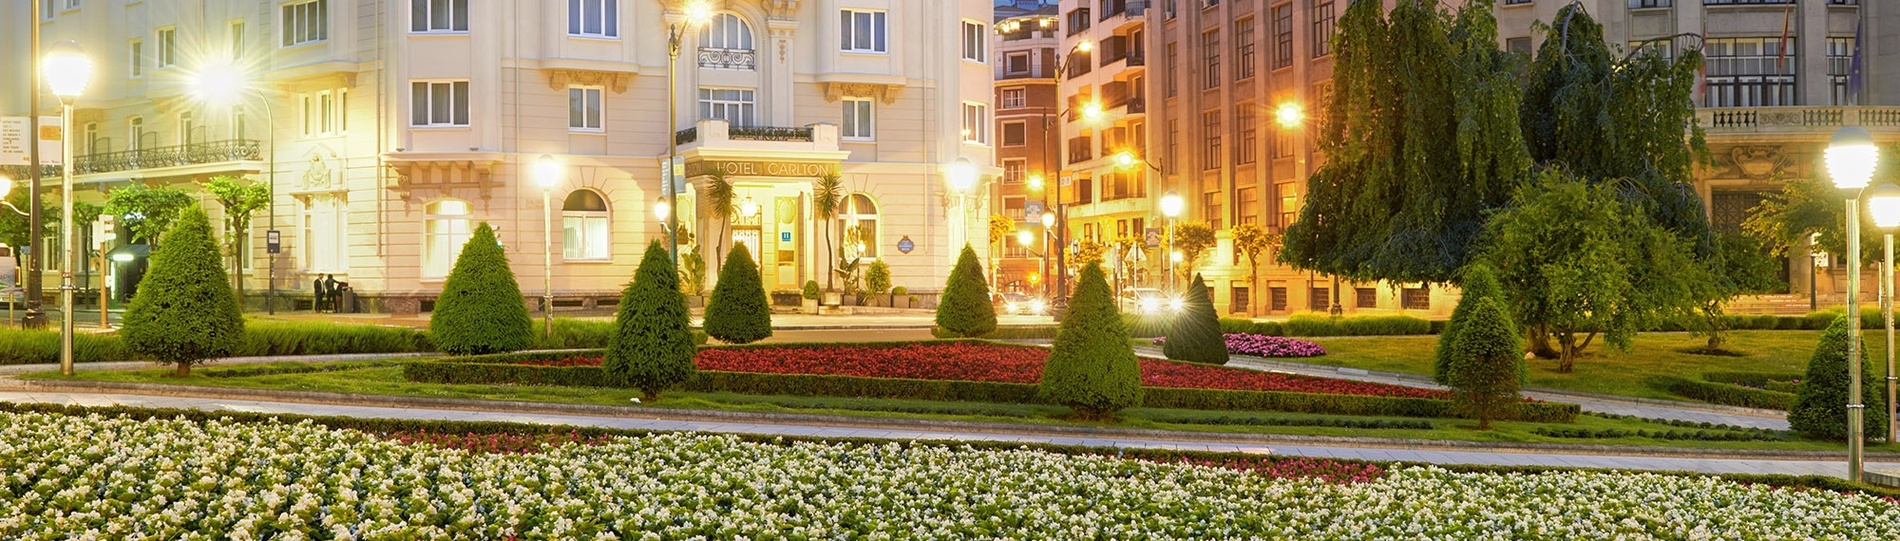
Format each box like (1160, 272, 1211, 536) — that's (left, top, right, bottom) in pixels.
(800, 299, 819, 314)
(822, 291, 843, 306)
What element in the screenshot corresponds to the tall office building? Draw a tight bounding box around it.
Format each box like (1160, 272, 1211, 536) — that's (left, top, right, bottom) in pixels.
(992, 0, 1062, 296)
(2, 0, 998, 313)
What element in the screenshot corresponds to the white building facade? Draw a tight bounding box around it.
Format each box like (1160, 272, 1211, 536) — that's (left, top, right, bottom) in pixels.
(5, 0, 998, 313)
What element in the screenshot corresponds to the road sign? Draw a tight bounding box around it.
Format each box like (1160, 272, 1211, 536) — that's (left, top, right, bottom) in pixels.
(0, 116, 63, 166)
(1025, 201, 1044, 216)
(897, 236, 915, 254)
(1059, 175, 1073, 187)
(1144, 228, 1162, 248)
(780, 231, 792, 242)
(266, 230, 282, 254)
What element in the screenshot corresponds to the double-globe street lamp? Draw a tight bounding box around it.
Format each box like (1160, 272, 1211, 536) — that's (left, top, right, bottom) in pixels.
(1826, 125, 1879, 482)
(1036, 39, 1097, 308)
(194, 61, 281, 315)
(534, 155, 561, 336)
(43, 41, 90, 376)
(1867, 183, 1900, 447)
(665, 1, 717, 266)
(1158, 190, 1184, 293)
(947, 158, 978, 253)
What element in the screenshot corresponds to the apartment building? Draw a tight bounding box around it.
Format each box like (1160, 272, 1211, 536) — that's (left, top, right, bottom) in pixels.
(992, 0, 1062, 297)
(3, 0, 998, 314)
(1055, 0, 1152, 296)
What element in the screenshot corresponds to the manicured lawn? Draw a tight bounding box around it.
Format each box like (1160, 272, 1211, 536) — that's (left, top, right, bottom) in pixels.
(28, 362, 1896, 452)
(1305, 330, 1895, 402)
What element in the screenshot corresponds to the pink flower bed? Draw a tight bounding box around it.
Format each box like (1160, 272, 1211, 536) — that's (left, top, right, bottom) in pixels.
(1152, 333, 1327, 358)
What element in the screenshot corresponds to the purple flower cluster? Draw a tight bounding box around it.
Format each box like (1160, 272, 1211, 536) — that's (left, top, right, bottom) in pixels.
(1152, 333, 1326, 358)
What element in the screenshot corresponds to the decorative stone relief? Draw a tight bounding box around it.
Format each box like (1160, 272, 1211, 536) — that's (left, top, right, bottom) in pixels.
(545, 69, 634, 93)
(1712, 145, 1793, 182)
(764, 0, 802, 20)
(822, 82, 904, 105)
(300, 156, 334, 191)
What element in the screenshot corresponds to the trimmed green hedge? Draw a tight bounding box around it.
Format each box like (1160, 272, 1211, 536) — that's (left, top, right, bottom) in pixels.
(401, 357, 1579, 422)
(1651, 375, 1795, 411)
(0, 319, 704, 366)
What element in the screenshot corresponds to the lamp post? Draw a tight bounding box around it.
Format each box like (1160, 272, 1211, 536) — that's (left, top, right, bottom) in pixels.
(1041, 210, 1056, 299)
(665, 2, 716, 267)
(1040, 39, 1093, 306)
(1159, 191, 1184, 293)
(533, 155, 559, 336)
(1827, 126, 1877, 482)
(194, 61, 280, 315)
(43, 41, 90, 376)
(1869, 183, 1900, 446)
(948, 158, 978, 253)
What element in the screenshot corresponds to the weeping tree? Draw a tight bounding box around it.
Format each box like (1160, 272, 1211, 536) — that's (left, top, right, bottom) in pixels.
(203, 176, 269, 306)
(1518, 3, 1718, 358)
(1280, 0, 1530, 285)
(813, 173, 844, 293)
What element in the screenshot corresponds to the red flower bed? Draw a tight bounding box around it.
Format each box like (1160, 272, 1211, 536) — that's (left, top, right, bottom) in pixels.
(520, 343, 1447, 399)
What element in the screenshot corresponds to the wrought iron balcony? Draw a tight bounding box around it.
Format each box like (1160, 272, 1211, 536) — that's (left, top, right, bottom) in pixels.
(73, 139, 262, 175)
(729, 126, 814, 142)
(697, 47, 757, 70)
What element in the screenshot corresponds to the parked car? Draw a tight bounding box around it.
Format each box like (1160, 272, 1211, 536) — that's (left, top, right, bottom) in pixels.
(999, 292, 1047, 315)
(1120, 288, 1181, 315)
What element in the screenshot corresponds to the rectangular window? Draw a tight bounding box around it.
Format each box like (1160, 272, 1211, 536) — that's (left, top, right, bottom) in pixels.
(1271, 4, 1292, 69)
(962, 102, 989, 145)
(1003, 159, 1026, 184)
(281, 0, 329, 47)
(1231, 284, 1250, 314)
(1629, 0, 1672, 7)
(841, 10, 888, 53)
(177, 111, 195, 146)
(1507, 37, 1533, 56)
(1001, 121, 1027, 146)
(303, 198, 347, 273)
(1311, 1, 1335, 58)
(156, 28, 177, 68)
(1356, 287, 1377, 308)
(1829, 37, 1855, 106)
(1236, 104, 1257, 165)
(1271, 124, 1293, 158)
(1270, 286, 1288, 311)
(64, 0, 79, 10)
(1202, 30, 1221, 89)
(1167, 119, 1179, 174)
(1703, 37, 1797, 108)
(1203, 191, 1222, 230)
(1235, 17, 1256, 80)
(1002, 87, 1026, 109)
(230, 21, 246, 60)
(1310, 287, 1330, 312)
(414, 0, 470, 33)
(411, 81, 471, 127)
(698, 88, 757, 126)
(1237, 185, 1260, 226)
(1202, 110, 1221, 170)
(962, 20, 987, 62)
(1278, 182, 1297, 228)
(1166, 43, 1178, 97)
(1402, 286, 1430, 310)
(300, 93, 313, 136)
(339, 88, 349, 132)
(230, 111, 246, 141)
(128, 40, 143, 77)
(128, 117, 143, 151)
(569, 86, 603, 131)
(1006, 53, 1030, 76)
(842, 97, 875, 140)
(568, 0, 619, 38)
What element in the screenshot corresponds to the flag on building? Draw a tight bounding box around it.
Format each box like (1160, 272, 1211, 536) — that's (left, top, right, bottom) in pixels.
(1848, 15, 1865, 104)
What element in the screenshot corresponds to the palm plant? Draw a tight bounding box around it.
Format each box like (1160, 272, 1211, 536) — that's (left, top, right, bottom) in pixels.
(813, 173, 844, 292)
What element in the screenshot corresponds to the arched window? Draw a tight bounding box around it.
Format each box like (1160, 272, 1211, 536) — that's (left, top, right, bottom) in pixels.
(837, 193, 879, 259)
(699, 13, 754, 50)
(562, 189, 611, 260)
(423, 199, 472, 278)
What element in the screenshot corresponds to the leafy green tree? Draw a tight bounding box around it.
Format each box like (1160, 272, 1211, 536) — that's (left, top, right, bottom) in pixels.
(704, 242, 772, 344)
(1164, 273, 1226, 365)
(121, 205, 243, 376)
(1434, 263, 1504, 384)
(1446, 297, 1523, 430)
(813, 173, 844, 292)
(1171, 221, 1216, 283)
(1693, 233, 1788, 352)
(1067, 238, 1106, 269)
(429, 223, 534, 355)
(1743, 171, 1892, 259)
(865, 259, 892, 306)
(1484, 170, 1709, 373)
(1281, 0, 1530, 283)
(104, 184, 195, 246)
(605, 241, 698, 400)
(1789, 315, 1891, 441)
(1232, 224, 1278, 315)
(203, 176, 269, 305)
(1040, 263, 1141, 419)
(935, 245, 997, 337)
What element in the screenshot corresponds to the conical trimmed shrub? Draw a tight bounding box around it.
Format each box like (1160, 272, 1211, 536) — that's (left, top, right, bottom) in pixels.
(1435, 263, 1505, 384)
(1789, 315, 1891, 441)
(935, 244, 997, 337)
(605, 241, 698, 400)
(122, 205, 243, 376)
(1447, 297, 1524, 430)
(704, 242, 773, 344)
(429, 222, 534, 355)
(1163, 273, 1227, 364)
(1040, 263, 1141, 419)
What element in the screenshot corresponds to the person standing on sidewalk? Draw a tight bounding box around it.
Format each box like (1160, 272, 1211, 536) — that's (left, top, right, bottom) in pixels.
(313, 276, 328, 313)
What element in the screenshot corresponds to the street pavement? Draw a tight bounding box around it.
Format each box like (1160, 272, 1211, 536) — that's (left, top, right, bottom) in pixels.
(0, 388, 1881, 478)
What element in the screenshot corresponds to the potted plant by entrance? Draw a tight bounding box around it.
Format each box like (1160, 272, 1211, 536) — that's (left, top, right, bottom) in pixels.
(891, 286, 910, 309)
(801, 280, 821, 314)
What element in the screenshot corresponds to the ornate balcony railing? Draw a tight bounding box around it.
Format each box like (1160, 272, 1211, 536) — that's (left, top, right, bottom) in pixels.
(72, 139, 261, 175)
(729, 126, 814, 142)
(1699, 106, 1900, 134)
(676, 127, 699, 145)
(697, 47, 757, 70)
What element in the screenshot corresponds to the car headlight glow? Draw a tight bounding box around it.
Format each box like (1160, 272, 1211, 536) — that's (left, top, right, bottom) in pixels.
(1140, 298, 1160, 313)
(1028, 299, 1046, 314)
(1005, 302, 1019, 314)
(1169, 298, 1184, 312)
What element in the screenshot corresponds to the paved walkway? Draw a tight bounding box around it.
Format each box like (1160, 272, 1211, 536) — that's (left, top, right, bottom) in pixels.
(0, 388, 1886, 479)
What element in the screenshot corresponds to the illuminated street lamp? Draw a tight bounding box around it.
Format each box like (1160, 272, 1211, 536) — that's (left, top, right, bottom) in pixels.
(1016, 229, 1033, 248)
(1828, 125, 1878, 482)
(193, 60, 281, 315)
(1027, 174, 1044, 191)
(654, 197, 672, 224)
(947, 157, 978, 254)
(1081, 101, 1105, 123)
(665, 0, 718, 265)
(1159, 191, 1184, 292)
(1869, 182, 1900, 447)
(44, 41, 90, 376)
(1275, 102, 1305, 130)
(533, 155, 560, 336)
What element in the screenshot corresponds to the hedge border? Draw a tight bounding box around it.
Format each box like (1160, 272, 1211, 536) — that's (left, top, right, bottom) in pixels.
(0, 401, 1891, 501)
(1652, 371, 1801, 411)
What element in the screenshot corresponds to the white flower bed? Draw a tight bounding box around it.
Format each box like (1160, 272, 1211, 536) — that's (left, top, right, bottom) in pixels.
(0, 411, 1893, 540)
